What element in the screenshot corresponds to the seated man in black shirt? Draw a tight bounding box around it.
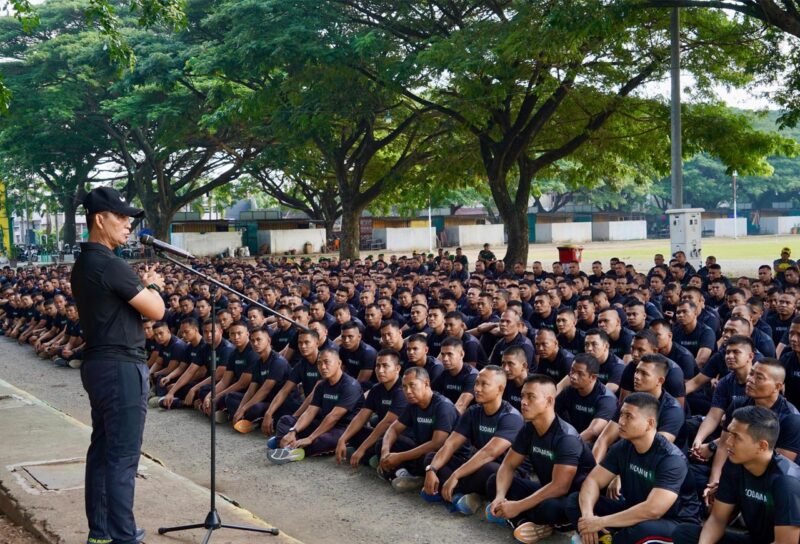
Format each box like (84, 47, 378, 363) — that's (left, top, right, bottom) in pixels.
(433, 337, 479, 414)
(423, 366, 524, 514)
(535, 328, 574, 384)
(500, 345, 529, 411)
(555, 308, 586, 356)
(593, 354, 685, 464)
(157, 318, 207, 409)
(567, 393, 701, 544)
(582, 329, 624, 394)
(200, 320, 257, 422)
(378, 367, 460, 492)
(556, 354, 617, 444)
(270, 348, 363, 464)
(228, 327, 291, 433)
(338, 320, 377, 390)
(488, 374, 595, 542)
(673, 406, 800, 544)
(335, 349, 408, 467)
(405, 333, 445, 383)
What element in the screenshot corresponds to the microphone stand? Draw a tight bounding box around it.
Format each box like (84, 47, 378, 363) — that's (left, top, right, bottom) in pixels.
(155, 252, 308, 543)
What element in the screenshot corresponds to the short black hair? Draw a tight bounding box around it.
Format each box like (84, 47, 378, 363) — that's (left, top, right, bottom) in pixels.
(731, 405, 780, 450)
(622, 392, 659, 419)
(376, 349, 401, 365)
(573, 353, 600, 375)
(639, 353, 669, 377)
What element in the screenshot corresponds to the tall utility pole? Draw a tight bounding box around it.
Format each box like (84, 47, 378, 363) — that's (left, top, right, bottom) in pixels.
(670, 7, 683, 208)
(732, 170, 738, 239)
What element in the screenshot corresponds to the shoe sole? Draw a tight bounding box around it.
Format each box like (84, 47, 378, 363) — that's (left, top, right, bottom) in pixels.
(267, 448, 305, 465)
(513, 522, 553, 543)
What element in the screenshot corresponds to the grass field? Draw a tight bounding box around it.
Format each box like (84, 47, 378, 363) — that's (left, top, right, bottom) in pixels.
(371, 234, 800, 277)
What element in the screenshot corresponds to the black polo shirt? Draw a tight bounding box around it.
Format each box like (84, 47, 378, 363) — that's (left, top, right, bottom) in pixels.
(71, 242, 146, 363)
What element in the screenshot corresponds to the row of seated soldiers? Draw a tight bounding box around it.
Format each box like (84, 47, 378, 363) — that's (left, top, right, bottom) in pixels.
(133, 253, 800, 544)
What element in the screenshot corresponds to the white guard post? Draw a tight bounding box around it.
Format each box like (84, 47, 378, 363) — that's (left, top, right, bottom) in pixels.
(667, 208, 704, 271)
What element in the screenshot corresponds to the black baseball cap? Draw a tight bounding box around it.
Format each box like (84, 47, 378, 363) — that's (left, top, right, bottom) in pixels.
(83, 187, 144, 218)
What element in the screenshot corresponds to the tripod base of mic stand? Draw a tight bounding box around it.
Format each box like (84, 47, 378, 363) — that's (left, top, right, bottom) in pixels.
(158, 509, 279, 543)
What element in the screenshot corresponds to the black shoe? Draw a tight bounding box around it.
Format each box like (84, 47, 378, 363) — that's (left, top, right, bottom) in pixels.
(89, 527, 145, 544)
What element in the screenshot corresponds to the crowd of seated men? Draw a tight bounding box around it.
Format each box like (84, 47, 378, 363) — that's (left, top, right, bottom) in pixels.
(2, 243, 800, 544)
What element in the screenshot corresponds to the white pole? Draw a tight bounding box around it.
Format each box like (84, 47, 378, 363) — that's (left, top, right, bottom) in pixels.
(732, 170, 738, 239)
(428, 198, 433, 253)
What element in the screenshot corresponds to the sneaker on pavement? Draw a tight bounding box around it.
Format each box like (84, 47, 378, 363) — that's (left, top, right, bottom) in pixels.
(214, 410, 228, 424)
(233, 419, 257, 433)
(368, 455, 379, 469)
(513, 522, 553, 544)
(391, 468, 423, 492)
(87, 527, 145, 544)
(147, 396, 162, 409)
(266, 435, 280, 450)
(451, 493, 482, 515)
(53, 357, 69, 367)
(68, 359, 83, 369)
(267, 447, 305, 465)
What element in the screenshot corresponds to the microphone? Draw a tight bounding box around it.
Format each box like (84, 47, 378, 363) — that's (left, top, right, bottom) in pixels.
(139, 235, 196, 260)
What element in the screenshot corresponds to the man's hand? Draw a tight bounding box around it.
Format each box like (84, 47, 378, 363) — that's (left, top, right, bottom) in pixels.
(606, 475, 622, 499)
(379, 452, 401, 472)
(159, 376, 171, 387)
(335, 441, 348, 465)
(261, 414, 275, 436)
(690, 443, 713, 463)
(577, 515, 605, 544)
(493, 499, 524, 520)
(232, 409, 245, 424)
(292, 437, 312, 449)
(162, 393, 175, 409)
(440, 475, 459, 503)
(184, 389, 196, 407)
(349, 447, 365, 468)
(703, 482, 719, 507)
(279, 430, 296, 449)
(423, 471, 440, 497)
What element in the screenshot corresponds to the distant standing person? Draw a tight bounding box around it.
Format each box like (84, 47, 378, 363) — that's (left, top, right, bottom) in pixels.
(71, 187, 165, 544)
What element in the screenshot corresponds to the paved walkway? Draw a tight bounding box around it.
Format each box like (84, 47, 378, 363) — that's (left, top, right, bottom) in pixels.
(0, 378, 301, 544)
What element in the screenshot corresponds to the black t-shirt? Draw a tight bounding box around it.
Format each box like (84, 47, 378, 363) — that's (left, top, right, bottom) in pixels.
(672, 322, 715, 358)
(503, 379, 524, 411)
(310, 373, 364, 426)
(597, 352, 625, 388)
(620, 358, 685, 399)
(710, 371, 747, 410)
(767, 312, 795, 346)
(537, 349, 575, 383)
(185, 339, 206, 367)
(725, 396, 800, 456)
(362, 326, 383, 351)
(716, 454, 800, 543)
(270, 327, 295, 353)
(203, 338, 235, 372)
(601, 434, 701, 523)
(252, 350, 291, 404)
(426, 329, 448, 358)
(364, 378, 408, 421)
(339, 341, 377, 385)
(66, 318, 83, 339)
(399, 392, 460, 445)
(71, 242, 146, 363)
(608, 328, 635, 360)
(558, 329, 586, 356)
(454, 401, 524, 452)
(511, 416, 595, 492)
(530, 311, 557, 331)
(489, 333, 535, 368)
(432, 363, 478, 405)
(780, 350, 800, 409)
(288, 355, 321, 396)
(158, 335, 189, 365)
(460, 333, 489, 368)
(556, 381, 618, 433)
(667, 342, 698, 380)
(228, 343, 259, 381)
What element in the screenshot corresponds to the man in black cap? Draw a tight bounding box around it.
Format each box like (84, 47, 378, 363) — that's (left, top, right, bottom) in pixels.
(71, 186, 165, 544)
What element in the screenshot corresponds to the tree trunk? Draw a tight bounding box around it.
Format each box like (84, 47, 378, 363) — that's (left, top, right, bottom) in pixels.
(61, 191, 78, 246)
(503, 207, 529, 266)
(339, 205, 362, 261)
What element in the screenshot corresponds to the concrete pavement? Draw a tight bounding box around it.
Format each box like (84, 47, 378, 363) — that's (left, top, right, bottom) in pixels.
(0, 378, 301, 544)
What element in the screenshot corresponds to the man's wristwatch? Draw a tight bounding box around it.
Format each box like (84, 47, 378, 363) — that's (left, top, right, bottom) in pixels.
(708, 440, 718, 454)
(425, 464, 437, 474)
(288, 426, 297, 434)
(147, 283, 162, 293)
